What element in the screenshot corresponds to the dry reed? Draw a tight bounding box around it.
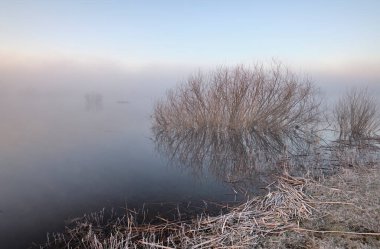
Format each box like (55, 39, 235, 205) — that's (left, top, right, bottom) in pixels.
(38, 142, 380, 249)
(40, 173, 314, 249)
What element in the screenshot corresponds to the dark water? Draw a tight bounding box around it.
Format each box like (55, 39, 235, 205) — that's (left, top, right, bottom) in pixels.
(0, 94, 258, 248)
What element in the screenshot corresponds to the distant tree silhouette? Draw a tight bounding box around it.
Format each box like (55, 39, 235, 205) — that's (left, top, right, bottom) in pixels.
(85, 92, 103, 111)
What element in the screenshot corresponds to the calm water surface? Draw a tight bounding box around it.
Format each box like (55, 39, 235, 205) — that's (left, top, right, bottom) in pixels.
(0, 95, 246, 248)
(2, 76, 377, 248)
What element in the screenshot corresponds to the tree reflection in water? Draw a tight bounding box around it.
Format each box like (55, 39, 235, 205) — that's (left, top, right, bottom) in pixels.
(153, 127, 293, 194)
(152, 63, 322, 194)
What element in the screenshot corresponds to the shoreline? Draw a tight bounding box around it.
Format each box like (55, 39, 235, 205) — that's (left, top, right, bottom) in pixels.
(37, 143, 380, 248)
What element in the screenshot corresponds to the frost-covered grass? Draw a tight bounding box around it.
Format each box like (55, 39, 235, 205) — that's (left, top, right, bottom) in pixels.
(38, 143, 380, 249)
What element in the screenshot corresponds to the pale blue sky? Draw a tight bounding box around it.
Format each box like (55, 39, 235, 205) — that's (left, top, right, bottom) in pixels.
(1, 1, 380, 71)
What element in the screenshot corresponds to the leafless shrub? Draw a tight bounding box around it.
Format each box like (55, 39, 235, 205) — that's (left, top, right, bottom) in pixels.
(153, 62, 321, 156)
(333, 88, 380, 142)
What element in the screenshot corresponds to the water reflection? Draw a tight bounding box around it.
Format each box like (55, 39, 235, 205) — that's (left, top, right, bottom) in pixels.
(152, 64, 322, 190)
(153, 127, 286, 192)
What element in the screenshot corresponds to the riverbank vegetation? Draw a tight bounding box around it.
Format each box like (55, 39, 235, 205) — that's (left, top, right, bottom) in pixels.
(39, 62, 380, 248)
(39, 146, 380, 248)
(333, 88, 380, 142)
(153, 62, 321, 155)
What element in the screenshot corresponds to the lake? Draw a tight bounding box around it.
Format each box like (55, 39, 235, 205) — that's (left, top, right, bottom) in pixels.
(0, 92, 265, 248)
(1, 66, 379, 248)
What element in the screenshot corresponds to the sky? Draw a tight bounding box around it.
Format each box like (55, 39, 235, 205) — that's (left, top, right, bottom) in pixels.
(0, 0, 379, 88)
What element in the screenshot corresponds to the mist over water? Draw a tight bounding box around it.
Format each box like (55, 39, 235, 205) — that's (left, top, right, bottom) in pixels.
(0, 63, 234, 248)
(0, 62, 379, 248)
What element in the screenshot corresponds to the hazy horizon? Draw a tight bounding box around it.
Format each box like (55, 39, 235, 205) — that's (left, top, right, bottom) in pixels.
(1, 0, 379, 78)
(1, 1, 379, 248)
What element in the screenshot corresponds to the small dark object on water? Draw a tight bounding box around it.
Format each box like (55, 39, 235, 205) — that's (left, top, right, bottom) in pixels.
(116, 100, 129, 104)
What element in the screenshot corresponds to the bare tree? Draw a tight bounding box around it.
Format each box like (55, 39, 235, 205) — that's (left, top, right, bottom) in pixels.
(153, 62, 321, 155)
(333, 88, 379, 142)
(84, 92, 103, 111)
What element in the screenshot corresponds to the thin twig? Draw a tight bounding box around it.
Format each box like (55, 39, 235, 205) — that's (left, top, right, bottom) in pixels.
(294, 227, 380, 236)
